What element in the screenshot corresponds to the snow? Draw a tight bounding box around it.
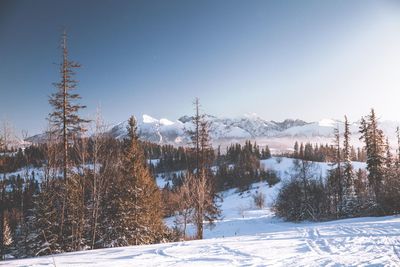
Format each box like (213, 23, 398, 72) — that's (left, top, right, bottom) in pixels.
(317, 118, 338, 127)
(5, 214, 400, 266)
(5, 157, 395, 266)
(159, 118, 174, 126)
(142, 114, 158, 124)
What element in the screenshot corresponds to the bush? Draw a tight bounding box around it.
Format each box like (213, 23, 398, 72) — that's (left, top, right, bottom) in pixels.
(274, 179, 328, 221)
(252, 191, 266, 209)
(262, 170, 281, 187)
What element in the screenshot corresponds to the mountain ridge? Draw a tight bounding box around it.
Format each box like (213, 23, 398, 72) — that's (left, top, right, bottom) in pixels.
(25, 114, 400, 151)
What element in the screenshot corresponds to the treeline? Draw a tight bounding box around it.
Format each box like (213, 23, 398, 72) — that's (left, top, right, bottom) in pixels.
(213, 141, 275, 191)
(0, 146, 46, 173)
(285, 141, 367, 162)
(275, 110, 400, 221)
(146, 141, 271, 175)
(157, 141, 273, 191)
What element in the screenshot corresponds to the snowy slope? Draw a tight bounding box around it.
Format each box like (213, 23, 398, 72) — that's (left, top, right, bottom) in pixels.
(4, 212, 400, 266)
(4, 158, 392, 267)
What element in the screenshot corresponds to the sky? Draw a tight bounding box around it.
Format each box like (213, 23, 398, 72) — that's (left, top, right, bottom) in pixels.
(1, 0, 400, 135)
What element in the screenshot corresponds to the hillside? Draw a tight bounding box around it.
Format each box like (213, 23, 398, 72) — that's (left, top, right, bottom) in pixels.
(4, 215, 400, 267)
(4, 157, 392, 267)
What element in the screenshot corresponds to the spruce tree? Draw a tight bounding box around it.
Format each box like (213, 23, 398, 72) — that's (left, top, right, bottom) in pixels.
(342, 116, 358, 216)
(48, 30, 89, 181)
(47, 31, 90, 250)
(294, 141, 299, 157)
(396, 127, 400, 168)
(359, 109, 386, 207)
(108, 116, 164, 246)
(329, 125, 343, 217)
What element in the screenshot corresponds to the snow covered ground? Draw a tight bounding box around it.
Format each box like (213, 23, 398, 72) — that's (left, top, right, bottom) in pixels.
(5, 157, 399, 267)
(5, 214, 400, 266)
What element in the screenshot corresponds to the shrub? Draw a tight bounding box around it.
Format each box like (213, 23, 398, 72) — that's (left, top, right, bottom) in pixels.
(252, 191, 266, 209)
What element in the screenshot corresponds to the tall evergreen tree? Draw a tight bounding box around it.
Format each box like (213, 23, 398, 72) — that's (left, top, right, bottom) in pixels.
(294, 141, 299, 157)
(342, 116, 358, 216)
(329, 125, 343, 216)
(48, 30, 89, 181)
(359, 109, 386, 206)
(106, 116, 164, 246)
(47, 31, 90, 249)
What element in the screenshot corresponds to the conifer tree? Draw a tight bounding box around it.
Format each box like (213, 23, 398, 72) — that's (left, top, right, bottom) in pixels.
(329, 125, 343, 216)
(359, 109, 386, 206)
(47, 31, 90, 249)
(342, 116, 358, 216)
(48, 30, 89, 181)
(107, 116, 164, 246)
(25, 180, 64, 256)
(396, 127, 400, 168)
(294, 141, 299, 157)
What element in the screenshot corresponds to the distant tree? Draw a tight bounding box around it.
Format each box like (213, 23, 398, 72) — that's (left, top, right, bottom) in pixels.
(299, 143, 304, 158)
(261, 145, 271, 159)
(294, 141, 299, 157)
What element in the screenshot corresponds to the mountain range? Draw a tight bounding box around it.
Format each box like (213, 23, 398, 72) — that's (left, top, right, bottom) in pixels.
(26, 114, 400, 151)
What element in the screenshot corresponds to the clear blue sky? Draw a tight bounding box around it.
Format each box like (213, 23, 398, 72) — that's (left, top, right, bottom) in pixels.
(1, 0, 400, 135)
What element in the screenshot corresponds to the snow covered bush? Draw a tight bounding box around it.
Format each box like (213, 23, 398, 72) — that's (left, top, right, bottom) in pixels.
(252, 191, 265, 209)
(273, 179, 328, 221)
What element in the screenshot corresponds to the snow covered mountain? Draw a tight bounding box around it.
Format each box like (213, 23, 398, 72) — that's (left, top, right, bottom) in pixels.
(106, 114, 400, 149)
(108, 114, 311, 142)
(26, 114, 400, 151)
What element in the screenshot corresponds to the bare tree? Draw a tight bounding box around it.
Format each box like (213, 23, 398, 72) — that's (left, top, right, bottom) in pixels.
(186, 98, 220, 239)
(89, 109, 108, 249)
(173, 172, 194, 238)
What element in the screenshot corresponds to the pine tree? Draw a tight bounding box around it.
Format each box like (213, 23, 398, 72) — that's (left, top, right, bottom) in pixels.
(342, 116, 358, 216)
(294, 141, 299, 157)
(299, 143, 304, 159)
(48, 30, 89, 181)
(47, 31, 90, 249)
(107, 116, 164, 246)
(328, 125, 343, 217)
(26, 180, 64, 256)
(396, 127, 400, 168)
(359, 109, 386, 207)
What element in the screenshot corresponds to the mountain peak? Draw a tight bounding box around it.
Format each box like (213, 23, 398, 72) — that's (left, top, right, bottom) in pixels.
(143, 114, 158, 124)
(318, 118, 339, 127)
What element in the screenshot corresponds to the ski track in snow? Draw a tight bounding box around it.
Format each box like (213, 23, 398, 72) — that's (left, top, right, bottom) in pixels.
(4, 217, 400, 267)
(3, 157, 399, 266)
